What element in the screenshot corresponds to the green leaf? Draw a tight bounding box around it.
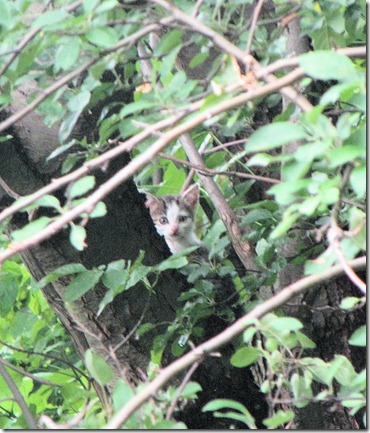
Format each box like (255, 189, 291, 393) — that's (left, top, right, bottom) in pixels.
(88, 201, 107, 218)
(0, 0, 11, 27)
(37, 263, 87, 289)
(242, 209, 274, 225)
(299, 51, 357, 82)
(245, 122, 307, 152)
(83, 0, 100, 13)
(330, 355, 357, 386)
(33, 195, 61, 210)
(0, 274, 18, 315)
(119, 99, 156, 119)
(65, 269, 103, 302)
(15, 194, 61, 212)
(60, 91, 91, 142)
(102, 260, 129, 291)
(112, 379, 134, 412)
(55, 38, 80, 71)
(155, 254, 189, 272)
(32, 9, 69, 28)
(243, 326, 257, 343)
(348, 325, 366, 347)
(263, 410, 295, 428)
(320, 82, 359, 107)
(202, 399, 248, 414)
(281, 158, 312, 182)
(304, 248, 336, 275)
(86, 27, 119, 47)
(268, 317, 303, 332)
(70, 225, 87, 251)
(12, 217, 51, 242)
(69, 176, 96, 198)
(153, 420, 187, 429)
(295, 331, 316, 349)
(47, 140, 76, 161)
(300, 357, 332, 385)
(154, 29, 184, 56)
(327, 145, 364, 168)
(85, 349, 114, 386)
(340, 297, 362, 310)
(202, 399, 256, 429)
(350, 163, 366, 198)
(269, 212, 299, 239)
(181, 381, 202, 399)
(230, 346, 260, 367)
(290, 373, 312, 408)
(95, 0, 119, 13)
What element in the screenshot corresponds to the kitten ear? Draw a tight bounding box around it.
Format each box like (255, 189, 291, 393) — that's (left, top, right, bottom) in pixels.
(182, 183, 199, 206)
(145, 193, 159, 209)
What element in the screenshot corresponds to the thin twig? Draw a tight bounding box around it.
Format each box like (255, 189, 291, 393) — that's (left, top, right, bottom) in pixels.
(0, 357, 61, 388)
(112, 293, 152, 353)
(0, 356, 38, 429)
(201, 138, 248, 154)
(0, 177, 21, 199)
(245, 0, 265, 56)
(328, 233, 366, 294)
(165, 361, 200, 420)
(158, 152, 279, 184)
(104, 256, 366, 429)
(327, 167, 366, 294)
(192, 0, 204, 17)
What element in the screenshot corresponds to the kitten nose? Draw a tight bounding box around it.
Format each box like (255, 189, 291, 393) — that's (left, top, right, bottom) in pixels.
(170, 224, 179, 235)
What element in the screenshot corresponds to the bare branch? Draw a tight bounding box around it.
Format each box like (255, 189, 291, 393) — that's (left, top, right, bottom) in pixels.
(104, 256, 366, 429)
(178, 132, 256, 270)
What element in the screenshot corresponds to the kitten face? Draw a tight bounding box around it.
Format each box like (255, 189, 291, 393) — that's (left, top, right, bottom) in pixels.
(145, 184, 202, 253)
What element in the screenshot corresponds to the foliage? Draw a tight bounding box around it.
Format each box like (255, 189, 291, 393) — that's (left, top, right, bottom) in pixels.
(0, 0, 366, 429)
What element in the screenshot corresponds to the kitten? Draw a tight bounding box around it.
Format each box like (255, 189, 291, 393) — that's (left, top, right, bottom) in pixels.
(145, 184, 205, 254)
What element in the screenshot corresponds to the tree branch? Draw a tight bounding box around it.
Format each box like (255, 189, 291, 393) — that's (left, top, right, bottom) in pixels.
(179, 132, 256, 270)
(104, 256, 366, 429)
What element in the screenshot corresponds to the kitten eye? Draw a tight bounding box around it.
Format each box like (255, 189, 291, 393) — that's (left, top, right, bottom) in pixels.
(159, 216, 168, 225)
(178, 215, 188, 222)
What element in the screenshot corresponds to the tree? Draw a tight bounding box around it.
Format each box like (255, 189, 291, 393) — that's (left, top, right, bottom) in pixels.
(0, 0, 366, 429)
